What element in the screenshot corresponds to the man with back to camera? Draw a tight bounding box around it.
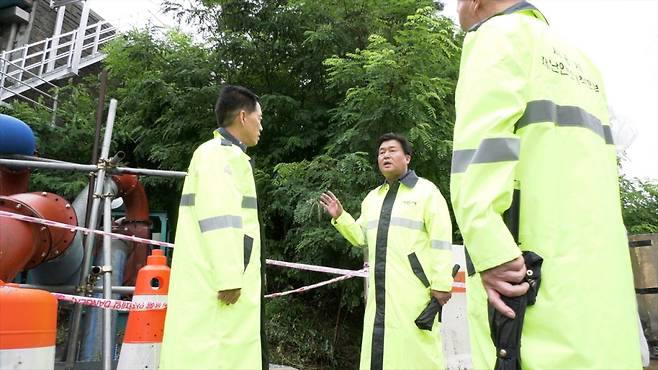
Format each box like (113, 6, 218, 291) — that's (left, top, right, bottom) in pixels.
(450, 0, 641, 368)
(160, 85, 268, 369)
(320, 133, 454, 369)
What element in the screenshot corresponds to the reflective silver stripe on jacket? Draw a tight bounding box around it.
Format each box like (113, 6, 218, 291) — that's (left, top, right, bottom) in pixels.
(199, 215, 242, 232)
(368, 217, 424, 231)
(430, 240, 451, 250)
(452, 137, 520, 174)
(516, 100, 614, 144)
(390, 217, 424, 230)
(242, 196, 258, 209)
(180, 194, 195, 206)
(452, 100, 614, 174)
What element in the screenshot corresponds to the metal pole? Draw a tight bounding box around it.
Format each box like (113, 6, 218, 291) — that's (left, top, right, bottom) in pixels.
(102, 180, 113, 370)
(0, 158, 97, 172)
(84, 69, 108, 241)
(93, 71, 108, 162)
(19, 284, 136, 295)
(0, 51, 8, 99)
(0, 158, 187, 178)
(51, 88, 59, 124)
(65, 99, 117, 368)
(71, 0, 90, 74)
(47, 5, 66, 72)
(114, 166, 187, 178)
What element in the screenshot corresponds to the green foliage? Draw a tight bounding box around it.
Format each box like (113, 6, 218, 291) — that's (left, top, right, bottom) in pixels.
(324, 6, 460, 194)
(266, 294, 363, 369)
(5, 2, 658, 367)
(2, 1, 461, 368)
(0, 84, 97, 199)
(620, 177, 658, 234)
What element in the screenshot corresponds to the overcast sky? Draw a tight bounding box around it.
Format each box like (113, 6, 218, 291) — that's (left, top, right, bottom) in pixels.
(91, 0, 658, 180)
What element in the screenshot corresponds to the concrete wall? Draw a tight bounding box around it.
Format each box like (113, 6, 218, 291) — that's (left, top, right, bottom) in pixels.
(1, 0, 106, 53)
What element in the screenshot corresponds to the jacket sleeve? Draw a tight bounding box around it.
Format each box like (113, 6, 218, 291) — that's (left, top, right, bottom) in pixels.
(191, 147, 245, 291)
(450, 19, 532, 272)
(424, 186, 453, 292)
(331, 198, 368, 247)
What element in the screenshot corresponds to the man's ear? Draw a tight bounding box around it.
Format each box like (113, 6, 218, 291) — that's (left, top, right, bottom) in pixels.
(239, 110, 247, 126)
(405, 154, 411, 165)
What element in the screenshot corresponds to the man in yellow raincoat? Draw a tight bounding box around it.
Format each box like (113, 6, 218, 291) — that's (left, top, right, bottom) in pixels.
(320, 133, 454, 369)
(450, 1, 641, 368)
(160, 85, 267, 369)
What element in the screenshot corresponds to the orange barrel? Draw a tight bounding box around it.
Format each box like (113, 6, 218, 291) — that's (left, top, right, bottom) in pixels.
(0, 282, 57, 370)
(117, 249, 170, 370)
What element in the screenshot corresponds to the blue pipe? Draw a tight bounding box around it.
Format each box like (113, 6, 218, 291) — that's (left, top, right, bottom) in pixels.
(0, 114, 36, 155)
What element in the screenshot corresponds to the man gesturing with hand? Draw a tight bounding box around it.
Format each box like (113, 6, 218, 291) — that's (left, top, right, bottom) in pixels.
(321, 133, 454, 369)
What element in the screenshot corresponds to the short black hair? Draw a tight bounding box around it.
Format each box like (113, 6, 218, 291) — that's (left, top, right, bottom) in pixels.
(377, 133, 413, 156)
(215, 85, 260, 127)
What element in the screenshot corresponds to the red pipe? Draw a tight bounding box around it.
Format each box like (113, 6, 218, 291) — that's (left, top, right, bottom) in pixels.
(112, 175, 150, 222)
(0, 173, 153, 283)
(111, 175, 152, 286)
(0, 166, 30, 196)
(0, 192, 77, 281)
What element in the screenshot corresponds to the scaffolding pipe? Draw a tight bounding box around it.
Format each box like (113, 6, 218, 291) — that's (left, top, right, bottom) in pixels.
(102, 180, 113, 370)
(65, 99, 117, 368)
(114, 166, 187, 178)
(85, 69, 107, 243)
(0, 158, 96, 172)
(19, 284, 136, 295)
(0, 158, 187, 178)
(1, 154, 70, 163)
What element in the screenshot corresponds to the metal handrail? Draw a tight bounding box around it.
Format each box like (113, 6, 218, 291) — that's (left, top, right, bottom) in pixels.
(2, 21, 116, 67)
(6, 27, 116, 69)
(1, 73, 56, 99)
(0, 85, 55, 112)
(0, 20, 118, 123)
(0, 57, 58, 90)
(7, 21, 112, 54)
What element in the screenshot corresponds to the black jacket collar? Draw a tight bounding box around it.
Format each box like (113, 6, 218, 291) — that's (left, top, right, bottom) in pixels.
(217, 127, 247, 153)
(383, 170, 419, 189)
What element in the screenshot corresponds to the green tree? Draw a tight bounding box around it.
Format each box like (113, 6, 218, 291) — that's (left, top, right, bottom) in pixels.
(2, 1, 462, 367)
(620, 177, 658, 234)
(1, 84, 98, 198)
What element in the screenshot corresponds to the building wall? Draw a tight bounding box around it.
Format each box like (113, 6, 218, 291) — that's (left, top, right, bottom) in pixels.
(24, 0, 105, 46)
(1, 0, 106, 53)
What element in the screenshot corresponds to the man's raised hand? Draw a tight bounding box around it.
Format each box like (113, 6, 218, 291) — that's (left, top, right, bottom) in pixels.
(319, 191, 343, 219)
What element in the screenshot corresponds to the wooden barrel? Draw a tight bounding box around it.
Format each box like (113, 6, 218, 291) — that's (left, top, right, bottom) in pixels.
(629, 233, 658, 348)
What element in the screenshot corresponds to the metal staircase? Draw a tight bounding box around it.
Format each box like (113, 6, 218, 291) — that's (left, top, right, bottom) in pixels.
(0, 20, 118, 116)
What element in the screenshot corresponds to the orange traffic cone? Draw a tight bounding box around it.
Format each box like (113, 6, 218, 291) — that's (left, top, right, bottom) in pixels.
(0, 281, 57, 370)
(117, 249, 170, 370)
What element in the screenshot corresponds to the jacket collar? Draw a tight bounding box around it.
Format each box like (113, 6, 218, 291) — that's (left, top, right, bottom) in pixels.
(468, 1, 548, 32)
(214, 127, 247, 153)
(382, 170, 419, 190)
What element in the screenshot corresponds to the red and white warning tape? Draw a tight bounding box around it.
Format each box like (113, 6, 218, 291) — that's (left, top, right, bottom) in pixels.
(0, 210, 174, 248)
(0, 210, 368, 299)
(266, 259, 368, 278)
(51, 292, 167, 311)
(265, 271, 365, 298)
(0, 210, 464, 301)
(0, 210, 368, 278)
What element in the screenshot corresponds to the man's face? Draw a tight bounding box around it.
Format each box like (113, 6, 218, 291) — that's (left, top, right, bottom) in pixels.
(241, 102, 263, 147)
(377, 139, 410, 181)
(457, 0, 479, 31)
